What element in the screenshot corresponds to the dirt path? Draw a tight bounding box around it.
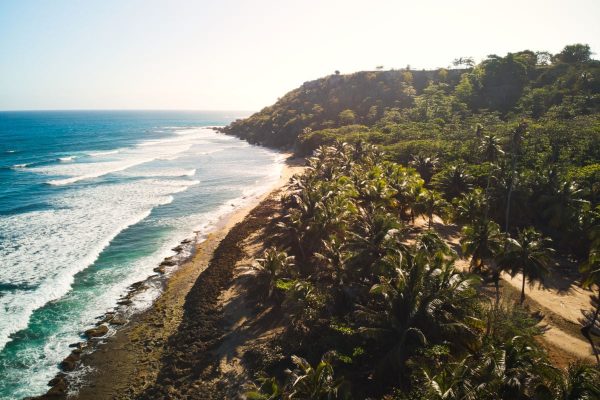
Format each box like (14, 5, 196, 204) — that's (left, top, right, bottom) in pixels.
(413, 215, 598, 366)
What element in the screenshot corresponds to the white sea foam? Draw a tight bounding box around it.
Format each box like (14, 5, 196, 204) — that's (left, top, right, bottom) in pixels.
(58, 156, 76, 162)
(0, 178, 197, 351)
(87, 150, 119, 157)
(0, 126, 284, 399)
(34, 134, 207, 185)
(11, 163, 28, 169)
(120, 168, 197, 178)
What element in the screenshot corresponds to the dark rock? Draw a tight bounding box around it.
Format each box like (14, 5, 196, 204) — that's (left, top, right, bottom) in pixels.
(110, 317, 127, 325)
(84, 324, 109, 338)
(128, 281, 146, 291)
(46, 376, 68, 396)
(160, 258, 177, 266)
(47, 373, 66, 387)
(59, 352, 80, 371)
(153, 265, 167, 274)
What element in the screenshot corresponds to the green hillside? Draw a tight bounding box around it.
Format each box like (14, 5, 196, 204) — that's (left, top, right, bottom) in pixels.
(225, 44, 600, 399)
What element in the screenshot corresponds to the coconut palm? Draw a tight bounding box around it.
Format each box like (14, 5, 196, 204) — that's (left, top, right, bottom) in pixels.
(539, 180, 588, 231)
(552, 361, 600, 399)
(356, 251, 479, 383)
(285, 352, 348, 399)
(354, 165, 397, 211)
(346, 209, 405, 281)
(253, 247, 295, 300)
(421, 359, 476, 400)
(433, 164, 473, 200)
(278, 177, 357, 264)
(472, 337, 556, 399)
(246, 352, 348, 399)
(504, 122, 527, 232)
(479, 134, 504, 219)
(451, 188, 487, 225)
(498, 227, 554, 304)
(409, 154, 439, 184)
(478, 134, 505, 164)
(414, 230, 455, 259)
(416, 189, 448, 229)
(580, 224, 600, 365)
(382, 162, 424, 222)
(461, 219, 504, 303)
(314, 236, 351, 285)
(461, 219, 503, 272)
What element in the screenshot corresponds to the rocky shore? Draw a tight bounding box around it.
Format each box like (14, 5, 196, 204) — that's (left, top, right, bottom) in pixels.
(30, 157, 303, 399)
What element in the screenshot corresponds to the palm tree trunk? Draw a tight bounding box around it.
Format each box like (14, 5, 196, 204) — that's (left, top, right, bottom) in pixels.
(581, 289, 600, 366)
(484, 170, 492, 221)
(520, 273, 526, 304)
(505, 178, 513, 233)
(494, 271, 500, 306)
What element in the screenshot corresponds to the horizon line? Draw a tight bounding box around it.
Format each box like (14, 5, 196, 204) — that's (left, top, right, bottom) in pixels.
(0, 108, 256, 113)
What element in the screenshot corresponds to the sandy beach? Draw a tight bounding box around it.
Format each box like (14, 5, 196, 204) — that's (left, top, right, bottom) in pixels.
(35, 155, 304, 399)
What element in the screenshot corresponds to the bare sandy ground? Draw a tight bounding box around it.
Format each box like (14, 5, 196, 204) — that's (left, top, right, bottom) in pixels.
(416, 215, 597, 366)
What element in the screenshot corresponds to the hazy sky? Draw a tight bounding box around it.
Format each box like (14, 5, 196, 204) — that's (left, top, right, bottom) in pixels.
(1, 0, 599, 111)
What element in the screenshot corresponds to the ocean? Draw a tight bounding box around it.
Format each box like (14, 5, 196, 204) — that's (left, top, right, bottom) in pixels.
(0, 110, 282, 399)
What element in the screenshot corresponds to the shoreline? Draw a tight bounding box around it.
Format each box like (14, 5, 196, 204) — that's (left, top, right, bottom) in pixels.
(35, 155, 304, 399)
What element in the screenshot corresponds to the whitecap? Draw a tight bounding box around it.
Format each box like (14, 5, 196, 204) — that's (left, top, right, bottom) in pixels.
(11, 163, 28, 169)
(87, 150, 119, 157)
(0, 178, 198, 351)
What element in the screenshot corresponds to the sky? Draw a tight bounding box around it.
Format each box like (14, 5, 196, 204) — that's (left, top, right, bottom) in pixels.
(1, 0, 599, 111)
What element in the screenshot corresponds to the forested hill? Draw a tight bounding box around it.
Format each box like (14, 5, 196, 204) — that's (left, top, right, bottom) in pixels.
(222, 68, 466, 147)
(221, 45, 600, 399)
(224, 44, 600, 262)
(223, 44, 600, 151)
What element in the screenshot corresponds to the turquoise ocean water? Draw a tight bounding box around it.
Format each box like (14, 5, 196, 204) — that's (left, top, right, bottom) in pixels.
(0, 111, 282, 399)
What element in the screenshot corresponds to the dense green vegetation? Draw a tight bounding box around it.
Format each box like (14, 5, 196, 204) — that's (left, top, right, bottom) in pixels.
(224, 44, 600, 399)
(224, 43, 600, 266)
(245, 144, 599, 399)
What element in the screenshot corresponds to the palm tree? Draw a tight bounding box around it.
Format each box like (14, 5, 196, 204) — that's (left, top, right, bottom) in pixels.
(498, 227, 554, 304)
(461, 219, 503, 272)
(504, 122, 527, 232)
(246, 352, 348, 399)
(354, 165, 397, 211)
(285, 352, 348, 399)
(253, 247, 294, 300)
(409, 154, 439, 184)
(461, 219, 504, 303)
(451, 189, 486, 225)
(383, 162, 424, 222)
(346, 209, 405, 281)
(479, 134, 504, 219)
(580, 224, 600, 365)
(552, 361, 600, 399)
(538, 180, 588, 231)
(414, 230, 455, 259)
(480, 336, 555, 399)
(478, 134, 504, 165)
(433, 164, 473, 200)
(421, 359, 476, 400)
(416, 189, 448, 229)
(278, 176, 357, 265)
(356, 252, 479, 384)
